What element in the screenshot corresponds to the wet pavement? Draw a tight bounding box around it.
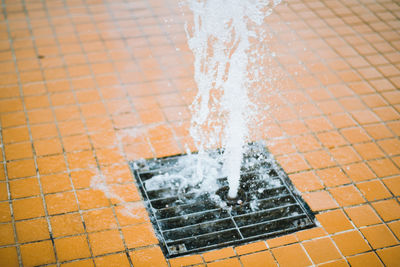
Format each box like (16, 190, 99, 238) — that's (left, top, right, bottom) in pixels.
(0, 0, 399, 266)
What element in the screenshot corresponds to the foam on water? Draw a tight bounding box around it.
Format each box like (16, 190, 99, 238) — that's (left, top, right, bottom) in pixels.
(144, 151, 223, 194)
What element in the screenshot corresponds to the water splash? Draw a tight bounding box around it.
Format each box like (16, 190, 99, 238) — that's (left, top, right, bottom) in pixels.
(185, 0, 281, 198)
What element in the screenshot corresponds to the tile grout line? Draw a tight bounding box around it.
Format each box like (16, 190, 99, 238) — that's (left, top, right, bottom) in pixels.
(0, 95, 21, 264)
(1, 199, 398, 241)
(294, 0, 397, 202)
(126, 0, 180, 159)
(0, 6, 26, 257)
(301, 0, 400, 263)
(99, 4, 211, 262)
(142, 0, 194, 155)
(274, 1, 395, 264)
(82, 0, 155, 265)
(296, 3, 386, 259)
(292, 0, 397, 203)
(110, 2, 173, 262)
(39, 0, 102, 265)
(69, 0, 183, 263)
(4, 0, 57, 265)
(90, 0, 159, 159)
(315, 0, 400, 252)
(269, 7, 359, 264)
(267, 4, 347, 213)
(23, 0, 85, 265)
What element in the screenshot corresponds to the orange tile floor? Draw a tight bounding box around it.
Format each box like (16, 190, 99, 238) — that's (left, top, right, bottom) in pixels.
(1, 0, 400, 266)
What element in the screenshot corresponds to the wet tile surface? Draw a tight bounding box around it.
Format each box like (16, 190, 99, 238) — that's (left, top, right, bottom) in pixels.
(0, 0, 399, 266)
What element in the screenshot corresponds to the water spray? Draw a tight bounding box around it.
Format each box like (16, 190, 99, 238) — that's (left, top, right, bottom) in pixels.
(185, 0, 281, 199)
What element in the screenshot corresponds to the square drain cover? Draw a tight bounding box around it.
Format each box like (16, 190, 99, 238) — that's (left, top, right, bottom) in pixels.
(130, 143, 315, 258)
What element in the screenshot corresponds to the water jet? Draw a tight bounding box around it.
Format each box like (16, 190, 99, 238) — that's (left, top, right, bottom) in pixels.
(128, 0, 316, 258)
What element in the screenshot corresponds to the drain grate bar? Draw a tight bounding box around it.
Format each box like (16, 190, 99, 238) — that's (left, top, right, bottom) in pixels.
(167, 213, 309, 244)
(160, 201, 303, 236)
(130, 143, 316, 258)
(148, 184, 288, 207)
(165, 215, 311, 255)
(157, 193, 293, 223)
(163, 218, 236, 240)
(158, 207, 222, 223)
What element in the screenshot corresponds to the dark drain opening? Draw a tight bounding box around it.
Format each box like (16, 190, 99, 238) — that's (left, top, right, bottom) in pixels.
(129, 143, 316, 258)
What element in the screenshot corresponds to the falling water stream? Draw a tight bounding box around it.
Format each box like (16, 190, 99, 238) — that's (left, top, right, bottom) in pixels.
(186, 0, 281, 198)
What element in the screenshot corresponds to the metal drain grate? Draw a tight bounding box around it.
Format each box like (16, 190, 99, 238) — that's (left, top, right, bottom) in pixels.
(130, 143, 316, 258)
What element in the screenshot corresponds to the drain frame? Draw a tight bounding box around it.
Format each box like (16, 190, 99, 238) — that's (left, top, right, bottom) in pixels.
(129, 144, 316, 258)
